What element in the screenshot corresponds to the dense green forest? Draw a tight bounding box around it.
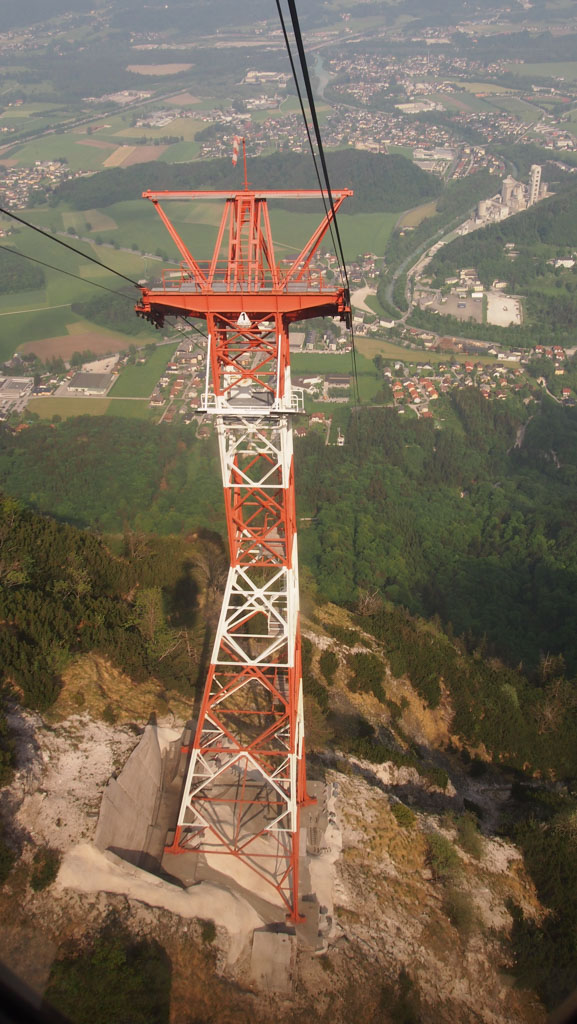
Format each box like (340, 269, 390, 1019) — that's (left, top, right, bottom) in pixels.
(53, 150, 441, 215)
(2, 394, 577, 681)
(71, 293, 146, 336)
(0, 417, 223, 535)
(0, 493, 221, 711)
(297, 393, 577, 675)
(0, 246, 44, 294)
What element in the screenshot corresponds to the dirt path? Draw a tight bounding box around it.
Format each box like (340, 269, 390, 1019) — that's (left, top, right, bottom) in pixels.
(0, 303, 70, 317)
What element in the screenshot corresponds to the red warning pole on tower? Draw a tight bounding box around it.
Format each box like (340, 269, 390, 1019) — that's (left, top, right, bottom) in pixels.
(232, 135, 248, 190)
(136, 182, 352, 921)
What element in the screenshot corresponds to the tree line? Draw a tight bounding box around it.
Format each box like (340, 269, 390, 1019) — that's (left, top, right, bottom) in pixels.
(53, 149, 441, 215)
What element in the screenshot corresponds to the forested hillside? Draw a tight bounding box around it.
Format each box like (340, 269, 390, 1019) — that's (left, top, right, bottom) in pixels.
(2, 419, 577, 1011)
(430, 178, 577, 286)
(0, 417, 223, 534)
(0, 493, 223, 713)
(53, 150, 442, 214)
(298, 392, 577, 676)
(2, 394, 577, 679)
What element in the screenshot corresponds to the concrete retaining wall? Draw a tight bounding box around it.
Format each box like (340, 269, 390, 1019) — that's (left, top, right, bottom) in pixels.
(95, 725, 168, 868)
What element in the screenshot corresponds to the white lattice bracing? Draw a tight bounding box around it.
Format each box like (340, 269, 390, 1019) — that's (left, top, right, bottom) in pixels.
(168, 312, 306, 917)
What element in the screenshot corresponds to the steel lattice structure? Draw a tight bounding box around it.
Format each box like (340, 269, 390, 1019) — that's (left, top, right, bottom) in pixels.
(136, 185, 352, 920)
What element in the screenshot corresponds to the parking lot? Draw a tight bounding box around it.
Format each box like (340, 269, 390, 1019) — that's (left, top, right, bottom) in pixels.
(417, 289, 483, 323)
(486, 291, 522, 327)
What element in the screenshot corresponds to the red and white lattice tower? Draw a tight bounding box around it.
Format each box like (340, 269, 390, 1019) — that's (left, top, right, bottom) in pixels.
(136, 184, 352, 921)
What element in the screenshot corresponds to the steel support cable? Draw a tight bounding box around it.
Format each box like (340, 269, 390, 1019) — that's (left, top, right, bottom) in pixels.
(0, 205, 140, 288)
(1, 246, 209, 364)
(284, 0, 350, 290)
(274, 0, 342, 285)
(0, 245, 136, 300)
(179, 315, 209, 341)
(278, 0, 361, 404)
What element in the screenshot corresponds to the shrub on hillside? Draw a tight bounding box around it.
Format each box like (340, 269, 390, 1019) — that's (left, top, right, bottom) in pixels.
(319, 649, 339, 685)
(391, 802, 416, 829)
(444, 886, 476, 936)
(30, 847, 61, 892)
(456, 812, 483, 859)
(427, 832, 461, 880)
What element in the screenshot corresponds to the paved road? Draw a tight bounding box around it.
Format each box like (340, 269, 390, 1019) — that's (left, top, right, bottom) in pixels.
(0, 302, 70, 316)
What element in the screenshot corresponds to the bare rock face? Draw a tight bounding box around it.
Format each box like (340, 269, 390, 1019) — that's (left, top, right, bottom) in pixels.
(0, 657, 547, 1024)
(2, 707, 139, 852)
(301, 771, 544, 1024)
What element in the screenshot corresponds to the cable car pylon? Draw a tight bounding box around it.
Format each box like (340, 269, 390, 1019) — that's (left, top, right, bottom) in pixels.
(136, 181, 352, 921)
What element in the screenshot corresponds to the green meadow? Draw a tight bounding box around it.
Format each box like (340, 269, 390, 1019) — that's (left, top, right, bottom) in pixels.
(291, 350, 383, 403)
(109, 343, 179, 397)
(504, 61, 577, 81)
(106, 399, 155, 418)
(0, 225, 151, 360)
(490, 96, 543, 123)
(10, 134, 114, 172)
(27, 397, 110, 419)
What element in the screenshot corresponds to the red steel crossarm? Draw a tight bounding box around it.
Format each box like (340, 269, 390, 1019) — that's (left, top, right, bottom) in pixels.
(283, 190, 353, 285)
(147, 199, 208, 287)
(142, 188, 352, 201)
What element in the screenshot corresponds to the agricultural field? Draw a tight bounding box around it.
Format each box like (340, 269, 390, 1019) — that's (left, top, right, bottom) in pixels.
(355, 337, 440, 363)
(8, 134, 115, 173)
(106, 399, 155, 419)
(453, 82, 513, 94)
(118, 117, 206, 142)
(27, 397, 110, 419)
(126, 64, 193, 77)
(397, 201, 438, 229)
(61, 209, 119, 233)
(0, 224, 152, 361)
(355, 336, 504, 367)
(430, 92, 493, 114)
(269, 209, 398, 263)
(490, 96, 543, 123)
(0, 306, 74, 363)
(157, 141, 201, 162)
(504, 61, 577, 81)
(27, 396, 158, 420)
(18, 324, 135, 363)
(109, 343, 179, 398)
(1, 100, 210, 172)
(292, 352, 357, 376)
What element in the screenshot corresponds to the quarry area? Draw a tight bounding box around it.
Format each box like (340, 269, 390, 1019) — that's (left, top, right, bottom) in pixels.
(0, 624, 547, 1024)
